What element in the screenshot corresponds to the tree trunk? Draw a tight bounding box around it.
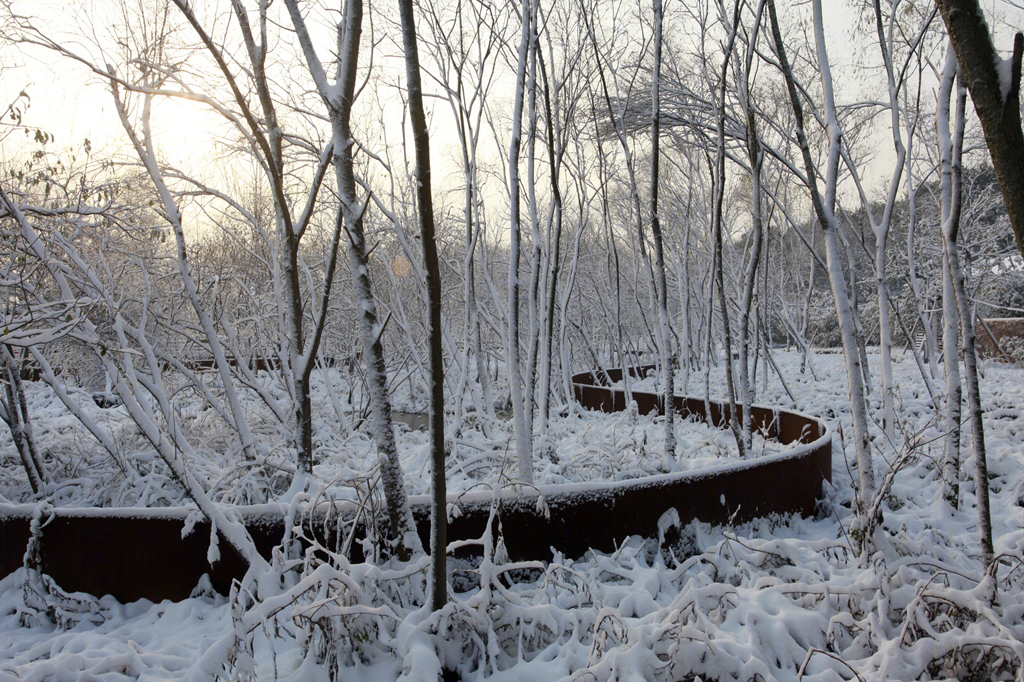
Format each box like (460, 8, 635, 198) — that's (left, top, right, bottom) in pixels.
(651, 0, 676, 463)
(941, 248, 962, 510)
(938, 51, 962, 511)
(1, 345, 45, 494)
(396, 0, 447, 608)
(736, 0, 769, 457)
(285, 0, 422, 558)
(767, 0, 876, 511)
(538, 51, 565, 434)
(934, 0, 1024, 260)
(509, 0, 534, 484)
(525, 26, 542, 457)
(712, 5, 744, 457)
(937, 51, 994, 566)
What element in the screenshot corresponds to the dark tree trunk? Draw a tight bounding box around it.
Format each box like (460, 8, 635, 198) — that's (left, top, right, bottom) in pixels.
(397, 0, 447, 610)
(935, 0, 1024, 259)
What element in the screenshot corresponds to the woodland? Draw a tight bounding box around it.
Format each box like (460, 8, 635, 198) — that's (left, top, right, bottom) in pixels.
(1, 0, 1024, 679)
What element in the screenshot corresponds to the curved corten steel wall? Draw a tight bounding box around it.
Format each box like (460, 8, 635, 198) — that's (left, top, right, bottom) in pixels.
(0, 367, 831, 602)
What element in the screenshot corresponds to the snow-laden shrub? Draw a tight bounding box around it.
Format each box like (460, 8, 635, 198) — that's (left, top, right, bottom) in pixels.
(18, 504, 105, 631)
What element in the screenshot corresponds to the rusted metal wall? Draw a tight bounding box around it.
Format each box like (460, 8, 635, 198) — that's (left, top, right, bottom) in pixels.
(0, 367, 832, 602)
(975, 318, 1024, 366)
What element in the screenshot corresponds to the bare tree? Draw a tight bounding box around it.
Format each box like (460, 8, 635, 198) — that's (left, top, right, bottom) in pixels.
(650, 0, 677, 462)
(284, 0, 423, 558)
(395, 0, 447, 607)
(0, 344, 45, 494)
(508, 0, 534, 484)
(939, 50, 963, 511)
(936, 47, 994, 566)
(420, 0, 509, 433)
(0, 180, 269, 576)
(766, 0, 877, 516)
(734, 0, 768, 457)
(711, 0, 745, 457)
(13, 0, 367, 483)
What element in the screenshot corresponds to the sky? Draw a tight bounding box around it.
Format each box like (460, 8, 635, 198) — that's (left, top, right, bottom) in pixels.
(2, 1, 228, 173)
(1, 1, 858, 151)
(4, 0, 1024, 210)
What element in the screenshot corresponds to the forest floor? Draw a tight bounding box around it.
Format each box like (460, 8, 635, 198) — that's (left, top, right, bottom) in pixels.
(1, 349, 1023, 680)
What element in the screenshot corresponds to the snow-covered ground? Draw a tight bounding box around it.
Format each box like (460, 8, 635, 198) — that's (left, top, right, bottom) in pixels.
(0, 363, 773, 509)
(2, 349, 1023, 681)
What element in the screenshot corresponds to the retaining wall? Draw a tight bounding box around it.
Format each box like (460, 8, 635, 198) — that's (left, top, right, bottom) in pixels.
(0, 367, 832, 602)
(976, 317, 1024, 366)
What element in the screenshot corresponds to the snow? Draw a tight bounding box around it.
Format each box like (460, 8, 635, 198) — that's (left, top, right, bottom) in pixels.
(997, 54, 1014, 104)
(2, 349, 1024, 680)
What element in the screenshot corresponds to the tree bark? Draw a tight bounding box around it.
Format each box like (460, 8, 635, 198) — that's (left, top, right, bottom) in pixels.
(651, 0, 676, 462)
(396, 0, 447, 609)
(766, 0, 876, 511)
(934, 0, 1024, 260)
(509, 0, 534, 484)
(1, 345, 45, 494)
(284, 0, 422, 559)
(737, 0, 769, 457)
(937, 50, 994, 566)
(712, 2, 745, 458)
(938, 51, 962, 511)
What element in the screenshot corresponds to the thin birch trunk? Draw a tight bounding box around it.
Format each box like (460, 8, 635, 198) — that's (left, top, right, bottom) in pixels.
(538, 51, 565, 433)
(651, 0, 676, 462)
(767, 0, 876, 511)
(840, 225, 874, 396)
(593, 124, 632, 402)
(509, 0, 534, 483)
(736, 0, 768, 457)
(942, 249, 962, 509)
(712, 1, 744, 456)
(1, 345, 44, 494)
(938, 52, 994, 565)
(225, 0, 311, 474)
(868, 0, 924, 442)
(904, 75, 941, 382)
(938, 50, 962, 511)
(525, 25, 541, 447)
